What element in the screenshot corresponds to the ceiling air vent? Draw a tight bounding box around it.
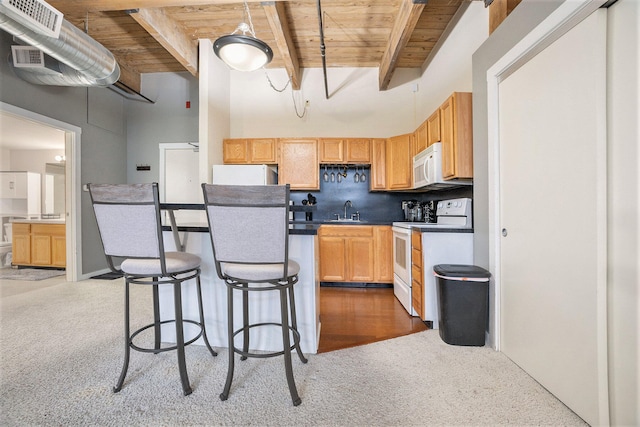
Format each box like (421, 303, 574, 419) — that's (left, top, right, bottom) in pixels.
(0, 0, 63, 38)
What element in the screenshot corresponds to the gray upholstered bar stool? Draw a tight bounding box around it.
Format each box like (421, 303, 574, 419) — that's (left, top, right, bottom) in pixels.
(202, 183, 308, 406)
(88, 183, 216, 396)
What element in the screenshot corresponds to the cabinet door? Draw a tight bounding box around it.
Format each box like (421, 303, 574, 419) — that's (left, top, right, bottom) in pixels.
(440, 92, 473, 179)
(345, 139, 371, 163)
(426, 109, 441, 147)
(249, 138, 277, 164)
(319, 138, 344, 163)
(278, 138, 319, 190)
(370, 139, 386, 191)
(51, 234, 66, 267)
(223, 139, 249, 164)
(385, 133, 412, 190)
(373, 226, 393, 282)
(414, 121, 428, 156)
(12, 224, 31, 265)
(440, 96, 457, 179)
(31, 234, 52, 265)
(319, 236, 346, 281)
(348, 237, 374, 282)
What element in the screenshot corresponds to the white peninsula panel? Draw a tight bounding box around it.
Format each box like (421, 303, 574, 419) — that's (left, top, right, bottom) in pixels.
(158, 230, 320, 355)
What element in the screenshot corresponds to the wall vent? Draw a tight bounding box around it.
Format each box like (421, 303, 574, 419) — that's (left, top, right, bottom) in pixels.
(11, 45, 44, 66)
(1, 0, 63, 38)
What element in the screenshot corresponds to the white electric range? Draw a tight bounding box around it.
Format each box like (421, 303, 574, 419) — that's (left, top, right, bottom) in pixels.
(391, 198, 473, 326)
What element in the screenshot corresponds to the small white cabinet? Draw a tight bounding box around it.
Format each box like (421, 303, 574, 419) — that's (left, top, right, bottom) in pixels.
(0, 172, 41, 215)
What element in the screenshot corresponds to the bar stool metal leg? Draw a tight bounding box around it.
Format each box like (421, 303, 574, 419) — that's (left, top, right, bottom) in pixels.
(196, 276, 217, 357)
(220, 285, 235, 401)
(241, 284, 250, 361)
(287, 286, 308, 364)
(173, 280, 192, 396)
(279, 286, 301, 406)
(113, 281, 131, 393)
(152, 282, 161, 353)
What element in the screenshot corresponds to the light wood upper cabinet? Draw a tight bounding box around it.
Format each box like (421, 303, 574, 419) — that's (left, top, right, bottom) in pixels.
(385, 133, 412, 190)
(345, 139, 371, 163)
(223, 138, 277, 164)
(319, 138, 371, 164)
(426, 109, 441, 148)
(319, 138, 344, 163)
(319, 225, 391, 283)
(370, 138, 386, 191)
(439, 92, 473, 179)
(278, 138, 319, 190)
(413, 121, 428, 156)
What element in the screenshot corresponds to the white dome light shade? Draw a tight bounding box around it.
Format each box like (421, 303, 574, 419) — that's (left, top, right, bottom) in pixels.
(213, 35, 273, 72)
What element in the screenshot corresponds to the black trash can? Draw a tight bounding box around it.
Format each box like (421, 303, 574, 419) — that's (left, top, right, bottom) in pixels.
(433, 264, 491, 346)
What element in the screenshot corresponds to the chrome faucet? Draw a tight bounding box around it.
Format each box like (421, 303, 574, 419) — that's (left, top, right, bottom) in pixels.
(344, 200, 352, 220)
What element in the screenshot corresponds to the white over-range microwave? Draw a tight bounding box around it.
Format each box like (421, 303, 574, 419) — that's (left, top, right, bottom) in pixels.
(412, 142, 472, 190)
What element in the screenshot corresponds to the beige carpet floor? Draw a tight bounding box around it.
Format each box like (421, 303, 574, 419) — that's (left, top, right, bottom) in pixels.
(0, 277, 587, 426)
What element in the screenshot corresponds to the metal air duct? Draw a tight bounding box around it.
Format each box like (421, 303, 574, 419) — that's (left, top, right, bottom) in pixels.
(0, 0, 119, 87)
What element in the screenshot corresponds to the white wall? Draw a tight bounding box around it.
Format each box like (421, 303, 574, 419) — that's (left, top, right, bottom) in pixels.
(416, 1, 488, 120)
(126, 72, 199, 184)
(199, 38, 230, 183)
(607, 0, 640, 424)
(227, 3, 488, 141)
(229, 67, 419, 138)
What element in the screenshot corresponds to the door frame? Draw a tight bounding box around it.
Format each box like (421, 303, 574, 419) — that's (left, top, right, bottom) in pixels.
(485, 1, 609, 424)
(0, 102, 82, 282)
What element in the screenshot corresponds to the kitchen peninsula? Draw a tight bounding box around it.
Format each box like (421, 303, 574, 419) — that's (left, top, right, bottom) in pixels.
(158, 205, 320, 355)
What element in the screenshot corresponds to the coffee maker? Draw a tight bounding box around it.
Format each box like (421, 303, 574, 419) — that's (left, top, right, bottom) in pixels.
(401, 200, 437, 223)
(402, 200, 423, 222)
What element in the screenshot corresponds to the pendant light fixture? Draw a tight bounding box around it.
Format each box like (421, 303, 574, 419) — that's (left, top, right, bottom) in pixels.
(213, 1, 273, 72)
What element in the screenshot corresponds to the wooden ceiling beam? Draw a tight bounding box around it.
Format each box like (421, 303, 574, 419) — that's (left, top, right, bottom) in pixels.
(262, 1, 301, 90)
(117, 64, 142, 93)
(128, 8, 199, 76)
(49, 0, 272, 13)
(378, 0, 426, 91)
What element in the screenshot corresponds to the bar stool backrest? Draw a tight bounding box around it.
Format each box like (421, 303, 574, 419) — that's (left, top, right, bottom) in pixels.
(202, 184, 290, 281)
(88, 183, 166, 274)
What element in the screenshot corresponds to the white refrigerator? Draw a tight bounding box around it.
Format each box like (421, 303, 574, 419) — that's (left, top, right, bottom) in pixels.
(211, 165, 277, 185)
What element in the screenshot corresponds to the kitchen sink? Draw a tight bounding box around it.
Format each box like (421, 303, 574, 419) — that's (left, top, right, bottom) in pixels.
(328, 219, 364, 223)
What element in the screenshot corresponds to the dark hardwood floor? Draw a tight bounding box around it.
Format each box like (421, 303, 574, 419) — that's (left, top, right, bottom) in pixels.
(317, 286, 428, 353)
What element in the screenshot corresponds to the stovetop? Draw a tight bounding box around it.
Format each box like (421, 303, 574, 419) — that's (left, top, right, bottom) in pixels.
(392, 221, 470, 229)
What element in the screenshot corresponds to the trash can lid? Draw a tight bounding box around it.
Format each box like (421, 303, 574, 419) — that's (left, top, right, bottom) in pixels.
(433, 264, 491, 280)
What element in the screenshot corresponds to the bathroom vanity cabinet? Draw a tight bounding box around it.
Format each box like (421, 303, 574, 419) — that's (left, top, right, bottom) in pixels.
(11, 221, 65, 268)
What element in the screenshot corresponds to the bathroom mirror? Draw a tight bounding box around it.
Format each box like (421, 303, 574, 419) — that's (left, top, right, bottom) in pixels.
(44, 163, 65, 216)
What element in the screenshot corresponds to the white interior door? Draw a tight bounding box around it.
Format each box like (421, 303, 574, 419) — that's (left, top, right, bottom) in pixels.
(498, 11, 608, 426)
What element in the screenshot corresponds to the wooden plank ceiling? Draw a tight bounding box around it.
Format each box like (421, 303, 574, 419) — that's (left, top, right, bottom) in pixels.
(46, 0, 468, 92)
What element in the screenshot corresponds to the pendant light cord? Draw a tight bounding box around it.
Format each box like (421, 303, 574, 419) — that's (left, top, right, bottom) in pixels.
(264, 71, 307, 119)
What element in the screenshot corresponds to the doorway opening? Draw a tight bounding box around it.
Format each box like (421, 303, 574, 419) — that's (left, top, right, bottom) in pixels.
(0, 102, 82, 281)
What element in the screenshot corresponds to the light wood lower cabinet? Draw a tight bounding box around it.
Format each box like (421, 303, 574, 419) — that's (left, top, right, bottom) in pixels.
(11, 223, 31, 265)
(411, 230, 424, 319)
(12, 223, 66, 268)
(319, 225, 392, 283)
